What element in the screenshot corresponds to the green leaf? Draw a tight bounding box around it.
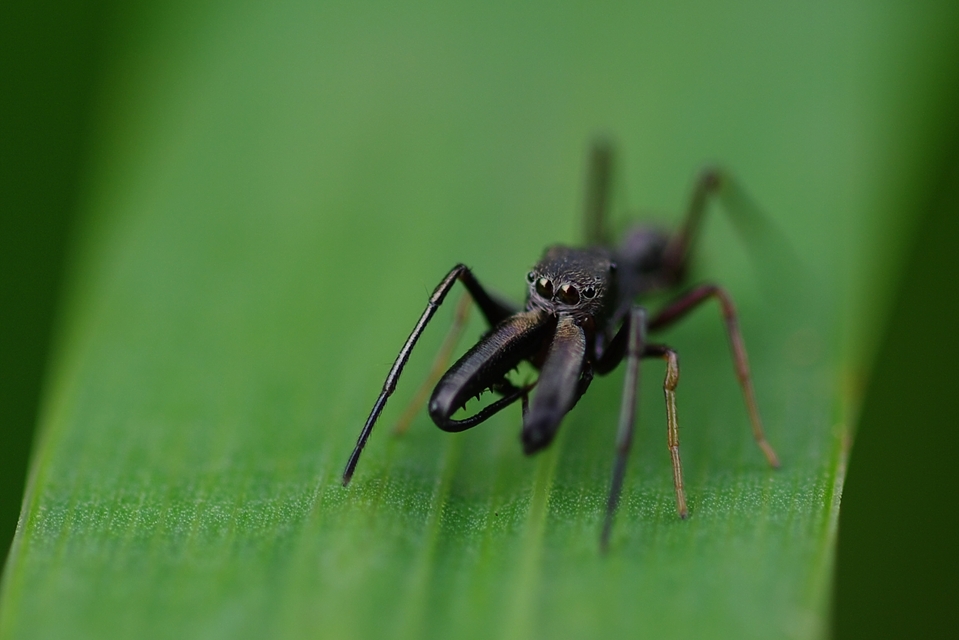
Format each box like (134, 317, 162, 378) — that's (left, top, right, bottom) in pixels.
(3, 1, 956, 639)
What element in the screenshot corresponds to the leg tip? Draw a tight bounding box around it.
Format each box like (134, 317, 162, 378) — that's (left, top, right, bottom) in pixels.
(754, 437, 781, 469)
(600, 516, 615, 553)
(761, 443, 781, 469)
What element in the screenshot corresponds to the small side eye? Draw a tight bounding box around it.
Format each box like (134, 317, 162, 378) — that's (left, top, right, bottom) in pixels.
(557, 284, 580, 305)
(526, 271, 536, 283)
(582, 286, 596, 299)
(536, 278, 553, 298)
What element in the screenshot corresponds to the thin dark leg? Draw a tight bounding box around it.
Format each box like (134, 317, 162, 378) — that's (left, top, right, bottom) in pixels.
(583, 139, 614, 246)
(343, 264, 513, 484)
(649, 284, 780, 468)
(392, 293, 473, 435)
(644, 344, 687, 518)
(661, 167, 722, 279)
(661, 169, 786, 285)
(601, 306, 645, 552)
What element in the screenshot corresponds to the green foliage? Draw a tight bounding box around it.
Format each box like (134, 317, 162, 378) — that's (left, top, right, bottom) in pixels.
(3, 1, 956, 638)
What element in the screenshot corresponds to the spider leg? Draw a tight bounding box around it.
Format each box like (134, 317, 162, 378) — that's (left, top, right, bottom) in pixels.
(598, 319, 688, 549)
(391, 293, 473, 436)
(583, 139, 615, 246)
(661, 167, 723, 280)
(600, 305, 645, 552)
(343, 264, 517, 485)
(661, 167, 789, 288)
(649, 284, 780, 468)
(644, 344, 686, 519)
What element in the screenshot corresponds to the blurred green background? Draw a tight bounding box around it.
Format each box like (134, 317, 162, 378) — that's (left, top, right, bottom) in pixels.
(2, 0, 958, 638)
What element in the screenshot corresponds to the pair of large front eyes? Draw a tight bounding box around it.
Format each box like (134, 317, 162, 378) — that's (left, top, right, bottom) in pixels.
(526, 272, 595, 305)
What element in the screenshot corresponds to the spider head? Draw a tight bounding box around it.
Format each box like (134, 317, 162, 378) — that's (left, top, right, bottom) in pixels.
(526, 245, 616, 320)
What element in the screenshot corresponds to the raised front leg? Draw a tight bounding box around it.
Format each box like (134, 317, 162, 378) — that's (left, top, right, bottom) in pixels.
(343, 264, 518, 484)
(391, 293, 473, 436)
(649, 284, 780, 468)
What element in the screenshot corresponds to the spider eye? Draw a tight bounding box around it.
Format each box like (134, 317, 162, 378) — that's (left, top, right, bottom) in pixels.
(526, 271, 536, 283)
(557, 283, 580, 305)
(536, 278, 553, 298)
(582, 286, 596, 299)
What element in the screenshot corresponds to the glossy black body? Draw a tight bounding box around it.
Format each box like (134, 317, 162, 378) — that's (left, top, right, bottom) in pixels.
(342, 143, 779, 549)
(426, 235, 672, 455)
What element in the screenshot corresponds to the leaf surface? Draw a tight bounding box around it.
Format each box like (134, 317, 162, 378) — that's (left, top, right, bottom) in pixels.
(3, 2, 954, 638)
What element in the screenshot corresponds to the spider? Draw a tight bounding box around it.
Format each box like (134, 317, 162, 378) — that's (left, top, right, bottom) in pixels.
(342, 141, 780, 549)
